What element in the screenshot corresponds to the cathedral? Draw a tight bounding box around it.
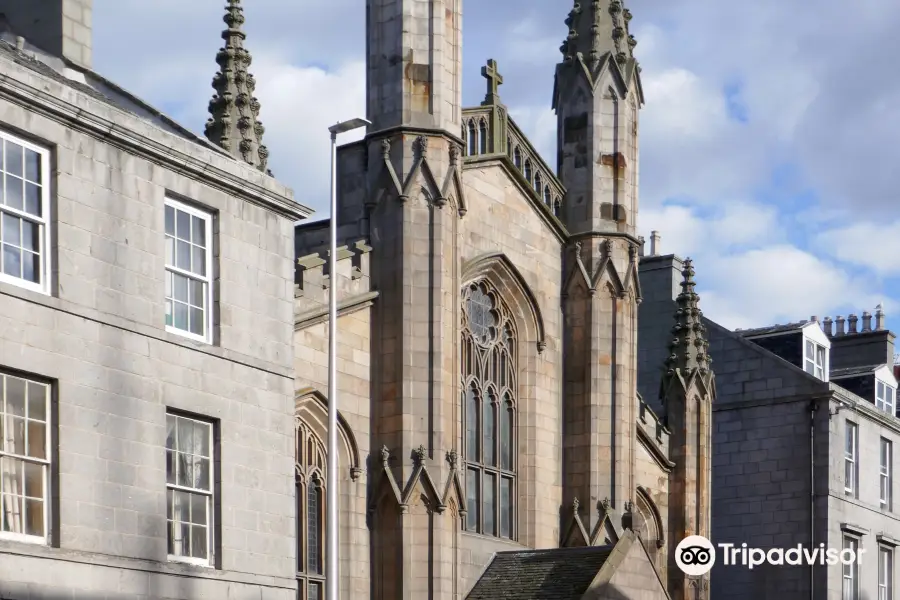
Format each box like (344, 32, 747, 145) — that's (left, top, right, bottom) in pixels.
(0, 0, 714, 598)
(293, 0, 716, 598)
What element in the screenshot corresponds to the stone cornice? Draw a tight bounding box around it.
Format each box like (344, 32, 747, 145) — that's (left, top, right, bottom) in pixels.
(294, 291, 379, 330)
(0, 57, 309, 221)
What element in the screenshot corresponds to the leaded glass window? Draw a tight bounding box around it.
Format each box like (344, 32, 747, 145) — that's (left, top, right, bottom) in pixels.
(296, 420, 326, 600)
(461, 282, 517, 539)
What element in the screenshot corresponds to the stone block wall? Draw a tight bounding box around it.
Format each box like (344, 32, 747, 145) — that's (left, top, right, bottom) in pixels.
(0, 50, 301, 600)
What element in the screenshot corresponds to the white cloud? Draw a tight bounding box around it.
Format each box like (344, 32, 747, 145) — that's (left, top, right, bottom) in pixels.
(252, 58, 366, 216)
(814, 221, 900, 277)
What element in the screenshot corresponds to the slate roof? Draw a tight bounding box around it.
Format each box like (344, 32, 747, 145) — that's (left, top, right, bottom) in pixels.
(466, 545, 613, 600)
(737, 321, 809, 337)
(831, 364, 885, 379)
(0, 34, 228, 156)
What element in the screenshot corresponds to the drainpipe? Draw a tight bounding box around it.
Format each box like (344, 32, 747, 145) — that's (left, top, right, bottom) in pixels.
(809, 399, 817, 600)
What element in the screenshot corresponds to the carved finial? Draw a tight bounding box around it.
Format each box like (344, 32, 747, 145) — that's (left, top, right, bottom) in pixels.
(449, 144, 460, 165)
(603, 238, 612, 256)
(559, 0, 639, 80)
(573, 497, 581, 512)
(381, 138, 391, 157)
(413, 445, 427, 464)
(205, 0, 270, 173)
(662, 257, 713, 380)
(380, 445, 390, 465)
(601, 497, 611, 511)
(446, 449, 459, 469)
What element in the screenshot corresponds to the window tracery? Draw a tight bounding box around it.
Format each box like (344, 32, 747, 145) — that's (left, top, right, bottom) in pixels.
(296, 419, 326, 600)
(461, 282, 517, 539)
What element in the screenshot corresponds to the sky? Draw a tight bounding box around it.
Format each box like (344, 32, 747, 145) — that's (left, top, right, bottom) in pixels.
(92, 0, 900, 330)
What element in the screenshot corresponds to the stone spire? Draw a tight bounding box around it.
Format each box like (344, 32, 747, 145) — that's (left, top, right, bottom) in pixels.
(663, 259, 712, 382)
(204, 0, 270, 174)
(559, 0, 639, 75)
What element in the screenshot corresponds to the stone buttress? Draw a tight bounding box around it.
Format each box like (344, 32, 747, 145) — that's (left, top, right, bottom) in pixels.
(553, 0, 646, 545)
(364, 1, 467, 598)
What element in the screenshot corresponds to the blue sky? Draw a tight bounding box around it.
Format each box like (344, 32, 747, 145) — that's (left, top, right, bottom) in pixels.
(92, 0, 900, 330)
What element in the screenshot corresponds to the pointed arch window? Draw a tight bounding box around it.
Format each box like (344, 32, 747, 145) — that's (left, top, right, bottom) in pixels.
(543, 185, 552, 207)
(461, 282, 517, 539)
(506, 137, 513, 157)
(296, 420, 326, 600)
(513, 146, 522, 169)
(523, 159, 533, 184)
(467, 119, 477, 156)
(479, 119, 488, 154)
(553, 198, 562, 217)
(534, 172, 543, 195)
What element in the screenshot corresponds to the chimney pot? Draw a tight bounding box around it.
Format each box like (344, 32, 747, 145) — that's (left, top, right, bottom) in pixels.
(823, 317, 833, 337)
(848, 314, 858, 334)
(835, 315, 846, 336)
(0, 0, 93, 70)
(15, 36, 24, 51)
(638, 236, 645, 257)
(810, 315, 818, 323)
(876, 304, 885, 331)
(862, 312, 872, 332)
(650, 231, 660, 256)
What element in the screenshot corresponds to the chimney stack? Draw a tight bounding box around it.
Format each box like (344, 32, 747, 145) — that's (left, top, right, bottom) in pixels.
(848, 314, 858, 334)
(638, 236, 646, 257)
(835, 316, 846, 336)
(876, 304, 885, 331)
(650, 231, 661, 256)
(862, 311, 872, 332)
(0, 0, 93, 70)
(823, 317, 833, 337)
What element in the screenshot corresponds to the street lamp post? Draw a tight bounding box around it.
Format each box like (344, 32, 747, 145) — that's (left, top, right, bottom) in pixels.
(325, 117, 369, 600)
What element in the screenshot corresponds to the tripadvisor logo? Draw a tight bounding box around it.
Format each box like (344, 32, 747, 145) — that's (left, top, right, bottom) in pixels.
(675, 536, 716, 576)
(675, 535, 865, 575)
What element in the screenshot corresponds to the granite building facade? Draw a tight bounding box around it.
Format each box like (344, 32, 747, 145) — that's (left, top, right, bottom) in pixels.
(638, 246, 900, 600)
(0, 1, 307, 598)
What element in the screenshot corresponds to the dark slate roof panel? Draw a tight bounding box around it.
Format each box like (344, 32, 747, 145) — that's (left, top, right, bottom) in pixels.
(831, 365, 884, 378)
(0, 38, 227, 155)
(466, 546, 613, 600)
(737, 321, 808, 337)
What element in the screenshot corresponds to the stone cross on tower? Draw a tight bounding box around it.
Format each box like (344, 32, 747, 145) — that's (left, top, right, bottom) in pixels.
(481, 58, 503, 106)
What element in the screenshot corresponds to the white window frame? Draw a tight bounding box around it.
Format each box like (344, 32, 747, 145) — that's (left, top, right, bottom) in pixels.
(164, 198, 213, 344)
(882, 438, 893, 510)
(845, 422, 858, 497)
(880, 546, 894, 600)
(844, 536, 859, 600)
(165, 411, 215, 567)
(804, 337, 828, 381)
(0, 371, 51, 545)
(877, 380, 897, 416)
(0, 131, 51, 295)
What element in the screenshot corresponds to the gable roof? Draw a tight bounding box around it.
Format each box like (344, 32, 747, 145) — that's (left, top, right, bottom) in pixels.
(0, 31, 227, 156)
(466, 545, 614, 600)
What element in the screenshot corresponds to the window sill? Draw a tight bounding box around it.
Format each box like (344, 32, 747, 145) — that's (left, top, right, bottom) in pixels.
(0, 532, 47, 545)
(167, 554, 215, 569)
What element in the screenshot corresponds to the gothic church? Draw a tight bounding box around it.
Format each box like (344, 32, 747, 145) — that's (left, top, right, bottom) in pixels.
(290, 0, 715, 598)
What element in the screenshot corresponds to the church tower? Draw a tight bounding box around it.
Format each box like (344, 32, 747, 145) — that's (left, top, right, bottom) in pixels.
(364, 1, 466, 598)
(661, 260, 715, 600)
(554, 0, 646, 543)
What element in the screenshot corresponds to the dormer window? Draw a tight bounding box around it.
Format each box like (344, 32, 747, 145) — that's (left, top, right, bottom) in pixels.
(804, 339, 827, 381)
(877, 379, 897, 415)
